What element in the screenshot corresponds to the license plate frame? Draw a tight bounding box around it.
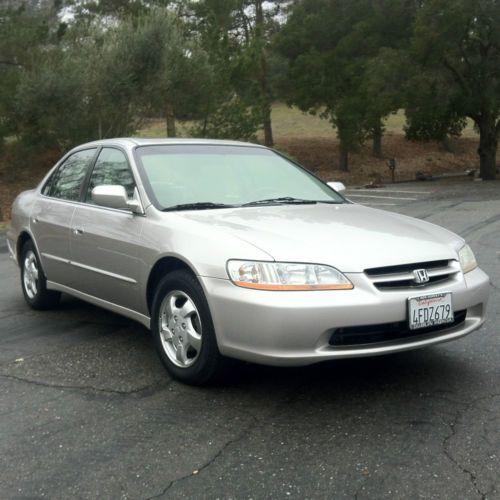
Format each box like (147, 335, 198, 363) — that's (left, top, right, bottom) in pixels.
(408, 292, 454, 331)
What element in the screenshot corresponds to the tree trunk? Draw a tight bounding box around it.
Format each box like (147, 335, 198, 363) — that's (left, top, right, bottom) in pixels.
(441, 136, 453, 153)
(262, 103, 274, 147)
(372, 121, 383, 158)
(476, 115, 497, 180)
(255, 0, 273, 147)
(165, 102, 176, 138)
(339, 141, 349, 172)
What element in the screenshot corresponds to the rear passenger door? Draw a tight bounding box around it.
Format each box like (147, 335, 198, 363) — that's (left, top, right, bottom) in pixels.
(31, 148, 97, 286)
(69, 147, 146, 312)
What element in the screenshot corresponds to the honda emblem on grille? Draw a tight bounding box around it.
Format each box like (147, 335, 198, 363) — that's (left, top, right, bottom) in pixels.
(413, 269, 429, 284)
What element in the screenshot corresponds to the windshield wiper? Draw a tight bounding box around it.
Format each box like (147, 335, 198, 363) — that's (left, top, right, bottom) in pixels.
(163, 202, 235, 212)
(242, 197, 319, 207)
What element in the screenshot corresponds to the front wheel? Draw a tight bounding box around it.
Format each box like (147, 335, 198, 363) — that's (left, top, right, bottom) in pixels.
(151, 270, 228, 385)
(20, 240, 61, 310)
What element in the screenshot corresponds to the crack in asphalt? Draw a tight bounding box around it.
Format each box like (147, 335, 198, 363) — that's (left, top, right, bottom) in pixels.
(144, 384, 307, 499)
(145, 414, 260, 500)
(442, 408, 486, 500)
(437, 392, 500, 500)
(353, 481, 365, 500)
(0, 373, 170, 397)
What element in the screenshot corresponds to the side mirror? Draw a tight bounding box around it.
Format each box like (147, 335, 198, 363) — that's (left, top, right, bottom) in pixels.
(91, 185, 143, 214)
(327, 181, 347, 194)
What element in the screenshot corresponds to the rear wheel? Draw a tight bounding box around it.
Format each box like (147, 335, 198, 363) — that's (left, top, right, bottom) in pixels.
(20, 240, 61, 310)
(151, 269, 228, 385)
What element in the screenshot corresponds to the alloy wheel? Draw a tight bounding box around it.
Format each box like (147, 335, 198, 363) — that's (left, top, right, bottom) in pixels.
(23, 250, 39, 300)
(158, 290, 202, 368)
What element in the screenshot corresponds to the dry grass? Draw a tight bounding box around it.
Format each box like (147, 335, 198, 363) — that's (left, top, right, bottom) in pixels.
(278, 135, 481, 186)
(260, 105, 482, 184)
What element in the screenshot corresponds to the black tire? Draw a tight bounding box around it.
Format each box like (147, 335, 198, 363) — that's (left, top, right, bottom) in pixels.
(151, 269, 229, 385)
(20, 240, 61, 310)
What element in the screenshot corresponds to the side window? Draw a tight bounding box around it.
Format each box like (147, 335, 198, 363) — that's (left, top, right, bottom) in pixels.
(41, 171, 55, 196)
(85, 148, 136, 203)
(50, 149, 97, 201)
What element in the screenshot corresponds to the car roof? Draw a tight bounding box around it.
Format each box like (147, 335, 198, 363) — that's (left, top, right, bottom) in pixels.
(77, 137, 267, 149)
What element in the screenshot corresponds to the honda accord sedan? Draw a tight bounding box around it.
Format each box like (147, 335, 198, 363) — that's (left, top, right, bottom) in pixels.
(7, 138, 490, 384)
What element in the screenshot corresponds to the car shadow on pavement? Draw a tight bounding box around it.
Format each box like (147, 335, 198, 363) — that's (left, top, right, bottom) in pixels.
(222, 348, 477, 396)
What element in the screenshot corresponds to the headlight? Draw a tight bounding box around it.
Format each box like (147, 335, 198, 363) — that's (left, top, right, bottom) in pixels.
(458, 244, 477, 274)
(227, 260, 354, 291)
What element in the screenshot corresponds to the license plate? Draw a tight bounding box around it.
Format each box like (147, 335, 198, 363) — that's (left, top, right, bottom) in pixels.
(408, 292, 454, 330)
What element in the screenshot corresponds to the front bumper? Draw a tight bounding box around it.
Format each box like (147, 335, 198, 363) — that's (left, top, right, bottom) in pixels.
(200, 267, 490, 366)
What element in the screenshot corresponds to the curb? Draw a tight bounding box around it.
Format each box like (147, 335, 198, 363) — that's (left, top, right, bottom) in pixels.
(353, 171, 474, 188)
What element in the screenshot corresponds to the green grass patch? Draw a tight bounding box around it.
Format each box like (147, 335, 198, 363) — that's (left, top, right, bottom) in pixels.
(136, 119, 193, 138)
(267, 103, 334, 140)
(136, 104, 478, 141)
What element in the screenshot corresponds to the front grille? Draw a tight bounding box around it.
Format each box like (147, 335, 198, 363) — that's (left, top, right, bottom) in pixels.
(364, 259, 459, 291)
(329, 310, 467, 347)
(365, 260, 449, 276)
(375, 274, 450, 290)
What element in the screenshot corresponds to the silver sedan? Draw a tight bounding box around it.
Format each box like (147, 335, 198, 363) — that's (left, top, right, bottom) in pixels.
(7, 139, 490, 384)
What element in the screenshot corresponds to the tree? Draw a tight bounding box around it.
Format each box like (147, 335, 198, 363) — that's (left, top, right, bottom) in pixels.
(188, 0, 286, 145)
(9, 5, 214, 148)
(410, 0, 500, 180)
(128, 9, 213, 137)
(67, 0, 185, 22)
(354, 1, 417, 158)
(0, 0, 65, 147)
(404, 71, 467, 150)
(244, 0, 282, 146)
(10, 13, 147, 150)
(278, 0, 416, 170)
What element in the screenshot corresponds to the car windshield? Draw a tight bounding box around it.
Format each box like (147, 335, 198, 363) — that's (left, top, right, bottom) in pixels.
(134, 145, 345, 211)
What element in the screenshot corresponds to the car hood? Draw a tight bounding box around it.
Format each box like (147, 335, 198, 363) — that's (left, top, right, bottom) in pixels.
(179, 203, 463, 272)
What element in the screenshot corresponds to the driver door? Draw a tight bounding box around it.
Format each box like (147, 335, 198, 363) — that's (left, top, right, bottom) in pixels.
(69, 147, 146, 312)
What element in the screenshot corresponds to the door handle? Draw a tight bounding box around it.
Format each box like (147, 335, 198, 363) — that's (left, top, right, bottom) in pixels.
(72, 228, 84, 235)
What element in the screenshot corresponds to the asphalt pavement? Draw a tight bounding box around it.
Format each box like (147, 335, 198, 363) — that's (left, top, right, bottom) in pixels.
(0, 178, 499, 499)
